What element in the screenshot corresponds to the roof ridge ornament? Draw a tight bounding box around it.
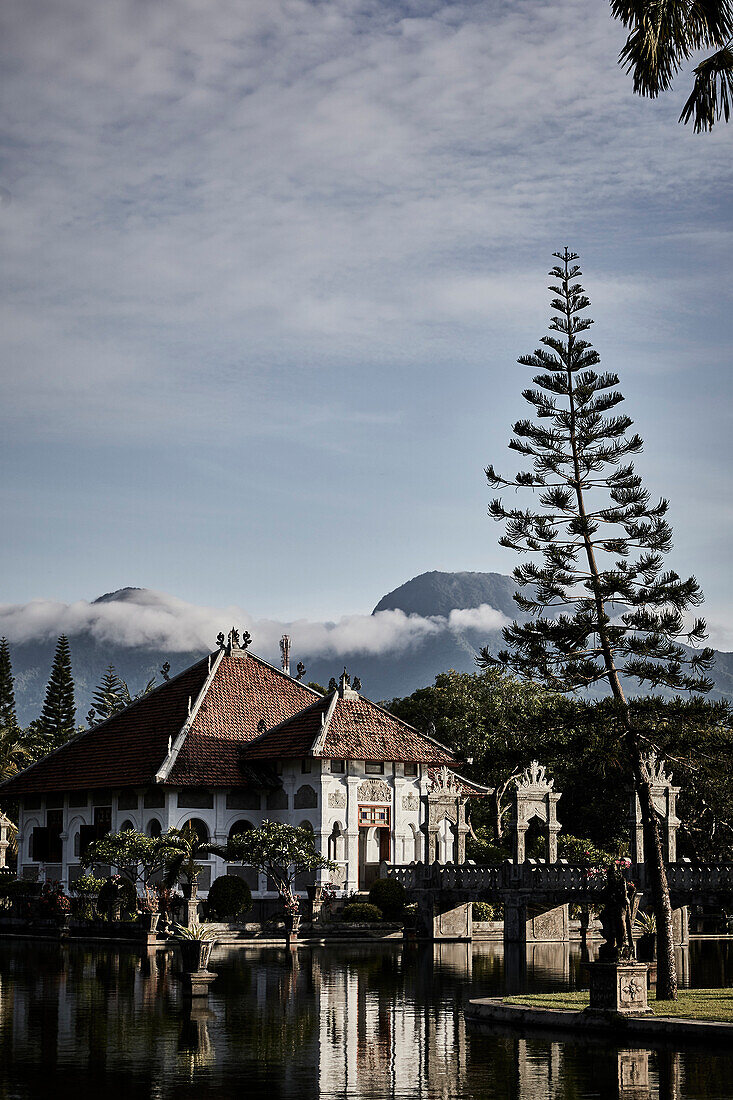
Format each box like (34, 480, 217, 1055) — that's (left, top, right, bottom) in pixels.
(516, 760, 554, 792)
(338, 667, 360, 700)
(429, 765, 460, 795)
(643, 750, 674, 788)
(220, 627, 252, 654)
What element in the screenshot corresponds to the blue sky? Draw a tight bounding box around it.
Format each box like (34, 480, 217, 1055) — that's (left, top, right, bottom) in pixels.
(2, 0, 732, 648)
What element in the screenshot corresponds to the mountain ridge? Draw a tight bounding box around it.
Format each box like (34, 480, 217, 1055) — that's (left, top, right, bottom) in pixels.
(3, 572, 731, 724)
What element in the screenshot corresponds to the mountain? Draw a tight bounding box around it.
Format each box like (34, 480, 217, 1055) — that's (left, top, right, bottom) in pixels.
(373, 571, 521, 619)
(4, 573, 731, 724)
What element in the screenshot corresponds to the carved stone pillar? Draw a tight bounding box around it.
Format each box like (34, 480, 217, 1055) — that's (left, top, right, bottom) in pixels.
(629, 753, 680, 866)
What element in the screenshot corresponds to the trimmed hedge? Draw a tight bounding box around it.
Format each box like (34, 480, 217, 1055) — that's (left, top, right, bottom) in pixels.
(368, 878, 406, 919)
(342, 902, 383, 923)
(206, 875, 253, 921)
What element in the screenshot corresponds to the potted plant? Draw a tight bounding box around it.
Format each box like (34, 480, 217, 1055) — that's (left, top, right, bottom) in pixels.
(155, 823, 216, 899)
(173, 922, 217, 972)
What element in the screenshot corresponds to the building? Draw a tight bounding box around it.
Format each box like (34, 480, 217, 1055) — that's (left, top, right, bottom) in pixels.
(1, 630, 481, 901)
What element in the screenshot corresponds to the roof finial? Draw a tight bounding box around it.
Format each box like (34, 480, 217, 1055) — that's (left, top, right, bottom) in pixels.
(338, 668, 359, 699)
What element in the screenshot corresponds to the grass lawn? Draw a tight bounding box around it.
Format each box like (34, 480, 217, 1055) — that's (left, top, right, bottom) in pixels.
(503, 990, 733, 1022)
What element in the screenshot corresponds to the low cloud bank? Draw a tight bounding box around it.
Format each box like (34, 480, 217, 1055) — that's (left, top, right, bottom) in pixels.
(0, 589, 509, 661)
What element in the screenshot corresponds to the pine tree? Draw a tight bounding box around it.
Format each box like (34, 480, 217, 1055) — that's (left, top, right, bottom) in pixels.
(39, 635, 76, 745)
(481, 249, 714, 1000)
(88, 665, 156, 726)
(88, 665, 126, 726)
(0, 638, 17, 730)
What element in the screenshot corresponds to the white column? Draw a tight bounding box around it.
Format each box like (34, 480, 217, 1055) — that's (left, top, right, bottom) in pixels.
(345, 775, 360, 893)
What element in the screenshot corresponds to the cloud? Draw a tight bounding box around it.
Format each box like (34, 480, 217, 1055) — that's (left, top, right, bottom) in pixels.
(2, 0, 731, 449)
(0, 588, 508, 660)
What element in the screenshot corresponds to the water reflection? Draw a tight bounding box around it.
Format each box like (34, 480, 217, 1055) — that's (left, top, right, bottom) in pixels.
(0, 939, 730, 1098)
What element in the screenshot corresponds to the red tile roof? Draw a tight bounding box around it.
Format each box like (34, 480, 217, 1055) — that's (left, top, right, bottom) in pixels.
(240, 689, 457, 765)
(0, 657, 212, 796)
(0, 646, 455, 796)
(167, 650, 320, 785)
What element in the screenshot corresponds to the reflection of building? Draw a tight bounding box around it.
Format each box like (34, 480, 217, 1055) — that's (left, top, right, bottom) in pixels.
(2, 632, 479, 899)
(317, 945, 471, 1098)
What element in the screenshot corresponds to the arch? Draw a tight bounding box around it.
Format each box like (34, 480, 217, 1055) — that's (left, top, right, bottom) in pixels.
(146, 818, 162, 839)
(228, 819, 253, 844)
(411, 823, 422, 863)
(120, 819, 134, 832)
(183, 817, 210, 843)
(294, 784, 318, 809)
(66, 815, 85, 860)
(299, 820, 314, 834)
(438, 817, 456, 864)
(328, 821, 344, 862)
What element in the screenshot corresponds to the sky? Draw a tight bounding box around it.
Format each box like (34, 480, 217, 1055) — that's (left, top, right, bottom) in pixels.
(2, 0, 732, 649)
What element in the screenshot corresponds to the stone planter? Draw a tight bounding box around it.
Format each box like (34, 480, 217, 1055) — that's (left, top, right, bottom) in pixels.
(179, 939, 213, 973)
(140, 911, 160, 934)
(637, 932, 657, 962)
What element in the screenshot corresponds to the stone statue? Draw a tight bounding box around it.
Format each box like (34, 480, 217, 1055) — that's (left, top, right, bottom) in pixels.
(598, 863, 637, 962)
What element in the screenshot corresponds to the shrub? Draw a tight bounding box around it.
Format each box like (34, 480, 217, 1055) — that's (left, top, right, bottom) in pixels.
(342, 902, 383, 923)
(97, 875, 137, 917)
(206, 875, 253, 921)
(368, 878, 406, 919)
(472, 901, 496, 922)
(70, 874, 105, 897)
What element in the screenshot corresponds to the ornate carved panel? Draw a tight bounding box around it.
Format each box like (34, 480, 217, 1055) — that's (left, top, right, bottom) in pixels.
(402, 793, 419, 811)
(328, 789, 347, 809)
(357, 779, 391, 802)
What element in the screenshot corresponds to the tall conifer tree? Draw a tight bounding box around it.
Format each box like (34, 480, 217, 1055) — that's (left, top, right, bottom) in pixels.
(40, 635, 76, 745)
(482, 249, 714, 1000)
(0, 638, 17, 730)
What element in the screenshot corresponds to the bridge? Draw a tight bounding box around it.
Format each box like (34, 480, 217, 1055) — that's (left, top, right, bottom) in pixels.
(387, 858, 733, 943)
(385, 758, 733, 944)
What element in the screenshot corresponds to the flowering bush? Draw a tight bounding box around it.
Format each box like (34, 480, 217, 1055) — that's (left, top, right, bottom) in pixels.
(39, 882, 71, 920)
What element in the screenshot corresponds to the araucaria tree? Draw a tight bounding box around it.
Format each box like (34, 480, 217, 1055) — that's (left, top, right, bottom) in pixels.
(482, 249, 714, 1000)
(39, 635, 76, 746)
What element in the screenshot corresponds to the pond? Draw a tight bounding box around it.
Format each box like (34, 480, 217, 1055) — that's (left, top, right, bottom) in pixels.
(0, 938, 732, 1099)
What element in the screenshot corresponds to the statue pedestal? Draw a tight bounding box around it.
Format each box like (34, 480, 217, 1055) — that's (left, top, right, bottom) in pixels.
(584, 962, 651, 1016)
(181, 970, 217, 999)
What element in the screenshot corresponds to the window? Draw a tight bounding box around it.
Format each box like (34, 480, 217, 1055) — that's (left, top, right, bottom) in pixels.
(147, 819, 162, 839)
(120, 819, 134, 832)
(358, 805, 390, 827)
(365, 761, 384, 775)
(118, 790, 138, 811)
(330, 760, 345, 774)
(404, 762, 418, 777)
(301, 758, 312, 774)
(177, 790, 214, 809)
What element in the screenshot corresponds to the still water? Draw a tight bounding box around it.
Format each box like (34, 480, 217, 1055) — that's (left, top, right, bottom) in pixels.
(0, 938, 732, 1099)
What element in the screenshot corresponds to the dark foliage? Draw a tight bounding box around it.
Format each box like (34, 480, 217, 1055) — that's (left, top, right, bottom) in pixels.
(368, 877, 406, 919)
(206, 875, 253, 921)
